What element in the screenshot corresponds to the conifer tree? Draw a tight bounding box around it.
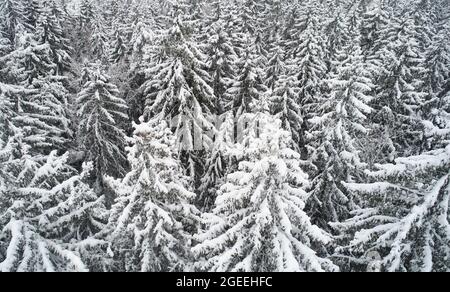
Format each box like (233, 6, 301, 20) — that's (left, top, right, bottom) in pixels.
(205, 18, 238, 114)
(333, 144, 450, 272)
(270, 60, 303, 150)
(0, 152, 104, 272)
(141, 12, 215, 180)
(0, 0, 25, 42)
(109, 29, 127, 64)
(22, 0, 40, 31)
(193, 113, 338, 272)
(37, 0, 73, 74)
(0, 28, 71, 155)
(77, 64, 129, 182)
(265, 36, 285, 91)
(424, 23, 450, 110)
(371, 14, 428, 159)
(307, 42, 374, 229)
(106, 120, 199, 272)
(198, 112, 237, 211)
(226, 38, 267, 120)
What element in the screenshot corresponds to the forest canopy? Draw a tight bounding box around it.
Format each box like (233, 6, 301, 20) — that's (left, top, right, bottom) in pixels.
(0, 0, 449, 272)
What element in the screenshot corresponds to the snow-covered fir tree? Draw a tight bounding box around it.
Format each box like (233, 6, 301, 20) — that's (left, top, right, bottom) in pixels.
(0, 151, 105, 272)
(370, 12, 428, 160)
(333, 143, 450, 272)
(109, 28, 127, 64)
(205, 15, 238, 114)
(225, 36, 268, 133)
(307, 41, 374, 229)
(106, 120, 199, 272)
(193, 112, 338, 272)
(0, 0, 26, 43)
(198, 111, 237, 211)
(0, 27, 71, 155)
(283, 1, 328, 155)
(77, 63, 129, 182)
(37, 0, 73, 74)
(270, 58, 304, 150)
(141, 11, 215, 181)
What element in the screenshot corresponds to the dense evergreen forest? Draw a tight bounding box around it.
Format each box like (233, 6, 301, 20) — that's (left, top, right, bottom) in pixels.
(0, 0, 449, 272)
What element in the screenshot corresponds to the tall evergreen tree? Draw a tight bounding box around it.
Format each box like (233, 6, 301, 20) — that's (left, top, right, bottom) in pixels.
(225, 37, 268, 122)
(37, 0, 73, 74)
(0, 0, 25, 42)
(307, 42, 374, 229)
(77, 64, 129, 183)
(193, 113, 338, 272)
(198, 112, 237, 211)
(333, 144, 450, 272)
(141, 12, 215, 181)
(0, 152, 104, 272)
(0, 28, 71, 155)
(205, 18, 238, 114)
(270, 59, 303, 150)
(106, 120, 199, 272)
(371, 14, 428, 160)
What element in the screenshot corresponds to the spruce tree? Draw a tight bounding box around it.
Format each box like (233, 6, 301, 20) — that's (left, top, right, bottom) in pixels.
(141, 12, 215, 180)
(226, 37, 267, 122)
(270, 59, 303, 150)
(0, 27, 71, 155)
(371, 14, 428, 159)
(106, 120, 199, 272)
(77, 64, 129, 182)
(333, 144, 450, 272)
(0, 152, 104, 272)
(0, 0, 25, 42)
(307, 42, 374, 229)
(198, 112, 237, 211)
(37, 0, 73, 74)
(193, 113, 338, 272)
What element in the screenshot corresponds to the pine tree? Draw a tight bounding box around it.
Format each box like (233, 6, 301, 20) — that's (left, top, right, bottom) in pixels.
(0, 30, 11, 57)
(106, 120, 199, 272)
(22, 0, 40, 31)
(37, 0, 73, 74)
(79, 0, 94, 28)
(270, 60, 303, 150)
(126, 19, 155, 122)
(288, 4, 327, 108)
(371, 14, 428, 159)
(205, 17, 238, 114)
(74, 0, 99, 62)
(109, 28, 127, 64)
(198, 112, 237, 211)
(284, 1, 327, 157)
(333, 144, 450, 272)
(307, 42, 374, 229)
(90, 17, 110, 63)
(0, 82, 24, 192)
(0, 28, 71, 155)
(77, 64, 129, 182)
(226, 37, 267, 120)
(324, 13, 350, 70)
(193, 113, 338, 272)
(265, 36, 285, 91)
(141, 12, 215, 180)
(237, 0, 264, 36)
(0, 0, 25, 42)
(260, 0, 283, 42)
(424, 23, 450, 107)
(0, 152, 104, 272)
(359, 1, 390, 63)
